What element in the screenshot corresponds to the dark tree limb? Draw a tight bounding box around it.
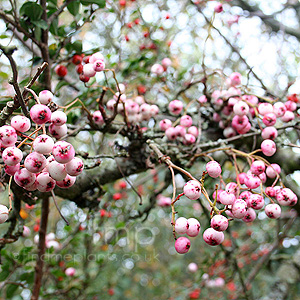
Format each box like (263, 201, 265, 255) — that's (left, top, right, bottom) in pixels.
(31, 197, 49, 300)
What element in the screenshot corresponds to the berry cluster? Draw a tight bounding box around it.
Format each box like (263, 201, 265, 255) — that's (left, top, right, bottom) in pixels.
(55, 51, 106, 83)
(172, 155, 297, 253)
(73, 52, 105, 83)
(92, 85, 160, 126)
(0, 91, 84, 223)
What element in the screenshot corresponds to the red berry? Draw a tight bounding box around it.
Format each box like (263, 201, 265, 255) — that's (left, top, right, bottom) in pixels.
(79, 74, 90, 83)
(143, 31, 149, 38)
(137, 85, 146, 94)
(125, 35, 129, 42)
(76, 64, 83, 74)
(119, 0, 126, 6)
(33, 224, 40, 232)
(72, 54, 83, 65)
(113, 193, 122, 200)
(55, 65, 68, 77)
(119, 181, 127, 189)
(108, 289, 114, 296)
(83, 55, 91, 64)
(134, 18, 140, 25)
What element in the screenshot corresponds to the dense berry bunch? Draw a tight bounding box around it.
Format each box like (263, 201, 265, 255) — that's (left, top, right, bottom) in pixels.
(0, 91, 84, 223)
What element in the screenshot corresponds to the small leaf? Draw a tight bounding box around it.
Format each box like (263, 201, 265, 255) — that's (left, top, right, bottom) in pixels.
(67, 0, 81, 16)
(80, 0, 105, 8)
(20, 2, 43, 21)
(31, 20, 48, 30)
(6, 284, 18, 298)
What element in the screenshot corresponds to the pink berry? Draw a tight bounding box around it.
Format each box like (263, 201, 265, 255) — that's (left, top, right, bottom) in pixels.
(174, 237, 191, 254)
(0, 125, 17, 147)
(206, 161, 222, 178)
(233, 101, 249, 116)
(92, 111, 105, 126)
(276, 188, 296, 206)
(90, 52, 104, 64)
(65, 157, 84, 176)
(214, 3, 223, 13)
(250, 160, 265, 175)
(229, 72, 241, 86)
(175, 217, 189, 234)
(231, 199, 247, 219)
(244, 174, 261, 189)
(10, 115, 31, 132)
(0, 205, 9, 224)
(186, 218, 201, 237)
(30, 104, 51, 125)
(183, 180, 201, 200)
(180, 115, 193, 128)
(4, 163, 20, 176)
(23, 225, 31, 237)
(187, 126, 199, 137)
(93, 60, 105, 72)
(219, 191, 236, 205)
(39, 90, 53, 105)
(211, 215, 228, 231)
(238, 172, 247, 185)
(265, 187, 276, 197)
(285, 100, 297, 111)
(223, 127, 236, 138)
(187, 263, 198, 273)
(51, 111, 67, 126)
(125, 101, 140, 115)
(258, 103, 273, 115)
(225, 182, 238, 195)
(265, 203, 281, 219)
(33, 134, 54, 155)
(165, 127, 177, 140)
(151, 63, 164, 75)
(266, 164, 281, 178)
(198, 95, 207, 103)
(2, 146, 23, 166)
(14, 168, 36, 188)
(242, 208, 256, 223)
(239, 191, 252, 207)
(249, 194, 264, 210)
(49, 123, 68, 139)
(52, 141, 75, 164)
(261, 126, 278, 140)
(56, 174, 76, 189)
(65, 267, 76, 277)
(156, 195, 171, 207)
(83, 63, 96, 77)
(24, 152, 47, 173)
(203, 228, 224, 246)
(262, 113, 277, 126)
(261, 139, 276, 156)
(47, 161, 67, 181)
(281, 110, 294, 122)
(159, 119, 172, 131)
(273, 102, 286, 117)
(168, 100, 183, 115)
(36, 172, 56, 192)
(183, 133, 196, 145)
(174, 125, 186, 138)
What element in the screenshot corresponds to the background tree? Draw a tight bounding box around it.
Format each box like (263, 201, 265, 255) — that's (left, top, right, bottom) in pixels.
(0, 0, 300, 299)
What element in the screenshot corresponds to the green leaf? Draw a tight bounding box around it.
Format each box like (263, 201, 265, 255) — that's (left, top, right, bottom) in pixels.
(67, 0, 81, 16)
(0, 269, 10, 281)
(6, 284, 18, 298)
(49, 18, 59, 36)
(20, 2, 43, 21)
(72, 40, 82, 53)
(31, 20, 48, 30)
(80, 0, 105, 8)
